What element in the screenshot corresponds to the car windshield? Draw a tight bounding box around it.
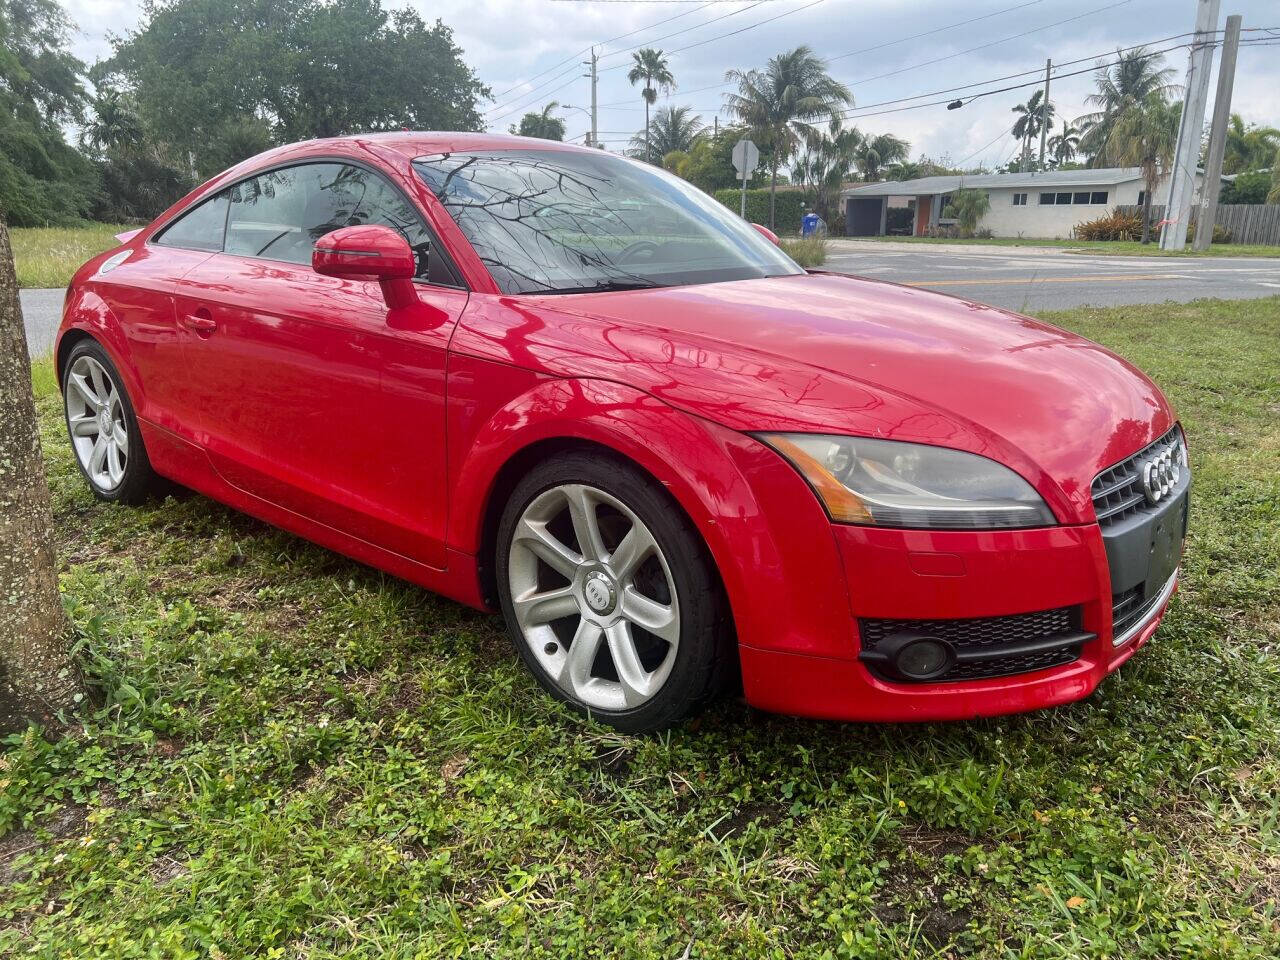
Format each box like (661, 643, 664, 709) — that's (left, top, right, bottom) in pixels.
(412, 149, 802, 294)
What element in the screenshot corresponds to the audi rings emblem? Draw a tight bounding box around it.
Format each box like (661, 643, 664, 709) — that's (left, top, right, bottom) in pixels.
(1140, 447, 1180, 505)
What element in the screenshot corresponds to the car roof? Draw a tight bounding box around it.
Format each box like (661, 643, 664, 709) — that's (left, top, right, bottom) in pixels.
(262, 131, 600, 164)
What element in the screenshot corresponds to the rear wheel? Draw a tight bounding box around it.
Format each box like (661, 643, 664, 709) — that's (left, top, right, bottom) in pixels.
(62, 340, 165, 504)
(496, 453, 731, 732)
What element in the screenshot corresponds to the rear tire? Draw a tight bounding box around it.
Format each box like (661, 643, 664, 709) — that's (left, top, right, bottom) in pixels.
(62, 339, 166, 504)
(496, 452, 732, 732)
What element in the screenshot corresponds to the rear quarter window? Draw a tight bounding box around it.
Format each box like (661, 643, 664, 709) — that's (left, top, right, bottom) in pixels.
(153, 191, 231, 252)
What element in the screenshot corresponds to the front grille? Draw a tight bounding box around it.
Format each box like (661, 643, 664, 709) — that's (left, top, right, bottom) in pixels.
(858, 607, 1090, 683)
(1091, 426, 1183, 527)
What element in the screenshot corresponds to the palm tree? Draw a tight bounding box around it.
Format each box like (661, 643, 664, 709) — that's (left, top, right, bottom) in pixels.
(628, 105, 703, 159)
(80, 88, 144, 154)
(724, 46, 853, 228)
(792, 118, 865, 224)
(1048, 123, 1082, 166)
(1108, 92, 1180, 243)
(628, 48, 676, 163)
(1076, 47, 1177, 165)
(1223, 114, 1280, 174)
(854, 132, 908, 182)
(510, 101, 566, 141)
(1010, 90, 1055, 171)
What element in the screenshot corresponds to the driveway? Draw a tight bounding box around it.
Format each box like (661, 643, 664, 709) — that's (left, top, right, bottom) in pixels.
(20, 288, 63, 358)
(824, 239, 1280, 312)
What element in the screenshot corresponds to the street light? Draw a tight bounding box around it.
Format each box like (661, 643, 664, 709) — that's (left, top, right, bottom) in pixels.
(559, 104, 593, 147)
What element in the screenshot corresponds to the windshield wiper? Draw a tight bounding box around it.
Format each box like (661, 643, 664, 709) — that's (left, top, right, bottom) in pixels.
(530, 279, 663, 295)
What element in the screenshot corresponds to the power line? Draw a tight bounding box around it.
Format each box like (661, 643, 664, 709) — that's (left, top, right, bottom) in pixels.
(485, 0, 720, 112)
(600, 0, 827, 72)
(825, 0, 1045, 63)
(597, 0, 771, 65)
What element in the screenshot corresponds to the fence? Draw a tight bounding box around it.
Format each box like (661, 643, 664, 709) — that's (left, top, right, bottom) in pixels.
(1116, 204, 1280, 245)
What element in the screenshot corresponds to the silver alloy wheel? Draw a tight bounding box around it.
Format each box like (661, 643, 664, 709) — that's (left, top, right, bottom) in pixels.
(66, 355, 129, 491)
(508, 483, 680, 711)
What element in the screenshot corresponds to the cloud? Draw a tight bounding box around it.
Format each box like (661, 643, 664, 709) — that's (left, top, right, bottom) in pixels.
(60, 0, 1280, 165)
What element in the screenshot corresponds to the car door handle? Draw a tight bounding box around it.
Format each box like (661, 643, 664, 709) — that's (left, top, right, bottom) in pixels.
(179, 311, 217, 336)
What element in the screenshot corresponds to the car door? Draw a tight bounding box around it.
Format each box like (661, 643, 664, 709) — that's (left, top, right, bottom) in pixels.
(172, 160, 466, 569)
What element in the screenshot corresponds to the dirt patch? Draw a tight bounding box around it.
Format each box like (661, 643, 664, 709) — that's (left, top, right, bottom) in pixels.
(0, 803, 87, 886)
(720, 798, 785, 837)
(873, 826, 977, 944)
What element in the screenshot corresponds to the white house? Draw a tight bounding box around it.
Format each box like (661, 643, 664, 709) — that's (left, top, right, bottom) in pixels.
(840, 168, 1209, 239)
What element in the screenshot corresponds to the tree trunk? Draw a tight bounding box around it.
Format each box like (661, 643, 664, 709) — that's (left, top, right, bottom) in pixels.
(1141, 172, 1154, 244)
(644, 97, 651, 164)
(769, 159, 778, 229)
(0, 222, 84, 733)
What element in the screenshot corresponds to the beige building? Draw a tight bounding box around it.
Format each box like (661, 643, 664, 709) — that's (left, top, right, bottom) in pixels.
(841, 168, 1209, 239)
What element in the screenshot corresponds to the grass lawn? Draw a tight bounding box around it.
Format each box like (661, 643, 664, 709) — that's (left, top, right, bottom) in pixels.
(11, 223, 130, 289)
(4, 298, 1280, 957)
(850, 235, 1280, 258)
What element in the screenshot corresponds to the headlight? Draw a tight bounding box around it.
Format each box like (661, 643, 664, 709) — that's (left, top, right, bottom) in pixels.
(759, 433, 1056, 530)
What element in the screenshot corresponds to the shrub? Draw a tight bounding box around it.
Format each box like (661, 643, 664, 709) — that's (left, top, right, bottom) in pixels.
(713, 187, 808, 233)
(779, 235, 826, 268)
(1074, 209, 1143, 241)
(1220, 171, 1270, 205)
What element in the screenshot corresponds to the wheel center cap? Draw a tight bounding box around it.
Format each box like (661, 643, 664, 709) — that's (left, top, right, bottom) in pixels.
(582, 572, 617, 615)
(99, 412, 113, 434)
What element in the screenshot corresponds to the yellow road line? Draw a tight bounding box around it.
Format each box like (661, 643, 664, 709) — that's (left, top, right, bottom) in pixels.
(904, 274, 1182, 287)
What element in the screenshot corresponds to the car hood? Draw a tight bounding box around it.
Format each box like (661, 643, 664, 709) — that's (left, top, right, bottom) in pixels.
(474, 272, 1176, 522)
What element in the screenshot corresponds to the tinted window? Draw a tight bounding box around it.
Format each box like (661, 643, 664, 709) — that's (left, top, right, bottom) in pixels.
(1056, 192, 1072, 205)
(1090, 191, 1108, 204)
(1073, 192, 1090, 205)
(154, 191, 230, 252)
(225, 163, 441, 280)
(413, 149, 801, 294)
(1039, 192, 1055, 205)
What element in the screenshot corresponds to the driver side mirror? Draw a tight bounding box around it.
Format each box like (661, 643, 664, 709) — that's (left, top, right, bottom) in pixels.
(751, 223, 780, 246)
(313, 224, 417, 308)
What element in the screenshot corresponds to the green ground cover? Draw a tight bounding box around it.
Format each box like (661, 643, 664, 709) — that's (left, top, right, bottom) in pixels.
(3, 298, 1279, 957)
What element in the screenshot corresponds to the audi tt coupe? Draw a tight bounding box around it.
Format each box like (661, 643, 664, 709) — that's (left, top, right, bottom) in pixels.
(56, 133, 1189, 731)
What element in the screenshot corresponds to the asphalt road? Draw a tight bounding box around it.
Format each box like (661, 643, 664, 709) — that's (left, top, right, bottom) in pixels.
(18, 243, 1280, 357)
(824, 240, 1280, 312)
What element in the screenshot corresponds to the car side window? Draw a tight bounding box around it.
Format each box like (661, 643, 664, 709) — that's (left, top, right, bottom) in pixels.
(224, 162, 456, 284)
(153, 190, 231, 252)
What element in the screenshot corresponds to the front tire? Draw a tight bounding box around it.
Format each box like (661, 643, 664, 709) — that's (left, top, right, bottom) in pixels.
(62, 339, 165, 504)
(495, 452, 732, 732)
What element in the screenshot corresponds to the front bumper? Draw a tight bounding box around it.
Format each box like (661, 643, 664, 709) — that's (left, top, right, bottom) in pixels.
(739, 500, 1185, 723)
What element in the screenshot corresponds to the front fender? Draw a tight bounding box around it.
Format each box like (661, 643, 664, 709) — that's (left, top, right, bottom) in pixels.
(446, 356, 856, 660)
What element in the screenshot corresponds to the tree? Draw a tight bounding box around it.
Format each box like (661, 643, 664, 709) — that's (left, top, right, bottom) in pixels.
(628, 105, 702, 159)
(724, 46, 852, 228)
(627, 48, 675, 164)
(0, 222, 86, 732)
(853, 132, 908, 182)
(1269, 148, 1280, 205)
(1220, 170, 1271, 205)
(1011, 90, 1055, 171)
(792, 119, 864, 225)
(1048, 123, 1082, 166)
(672, 126, 760, 193)
(511, 102, 566, 141)
(0, 0, 99, 225)
(942, 187, 990, 237)
(101, 0, 490, 178)
(1076, 47, 1177, 165)
(1222, 114, 1280, 174)
(1108, 92, 1180, 243)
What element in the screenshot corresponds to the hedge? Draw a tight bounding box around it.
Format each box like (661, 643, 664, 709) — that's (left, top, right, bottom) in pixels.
(713, 187, 809, 233)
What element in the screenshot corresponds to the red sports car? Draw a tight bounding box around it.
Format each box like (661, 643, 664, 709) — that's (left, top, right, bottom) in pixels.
(57, 133, 1189, 731)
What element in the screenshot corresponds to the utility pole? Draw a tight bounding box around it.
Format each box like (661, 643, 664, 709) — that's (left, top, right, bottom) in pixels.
(1159, 0, 1221, 251)
(582, 48, 598, 149)
(713, 115, 719, 138)
(1037, 59, 1052, 169)
(1193, 13, 1241, 251)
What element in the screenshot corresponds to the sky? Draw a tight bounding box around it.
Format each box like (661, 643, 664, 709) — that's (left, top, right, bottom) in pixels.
(61, 0, 1280, 171)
